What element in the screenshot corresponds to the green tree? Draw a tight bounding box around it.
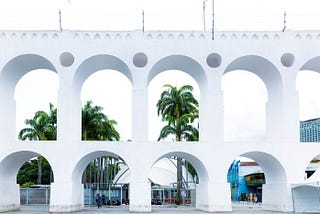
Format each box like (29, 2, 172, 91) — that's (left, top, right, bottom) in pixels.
(18, 103, 56, 185)
(18, 101, 121, 186)
(157, 84, 199, 204)
(18, 103, 56, 141)
(82, 100, 120, 141)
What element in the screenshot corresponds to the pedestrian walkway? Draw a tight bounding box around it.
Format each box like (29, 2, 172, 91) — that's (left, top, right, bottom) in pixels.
(9, 205, 286, 214)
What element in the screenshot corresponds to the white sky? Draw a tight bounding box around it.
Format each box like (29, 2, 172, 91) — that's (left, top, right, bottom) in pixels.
(11, 0, 320, 142)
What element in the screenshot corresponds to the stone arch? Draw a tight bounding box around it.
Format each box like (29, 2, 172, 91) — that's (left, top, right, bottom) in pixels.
(72, 150, 130, 184)
(300, 56, 320, 73)
(224, 55, 283, 141)
(150, 151, 209, 184)
(73, 54, 133, 98)
(224, 55, 282, 100)
(297, 57, 320, 123)
(147, 55, 207, 93)
(70, 150, 130, 210)
(0, 150, 54, 181)
(0, 150, 54, 211)
(292, 185, 320, 212)
(229, 151, 289, 211)
(150, 150, 209, 209)
(239, 151, 286, 184)
(301, 152, 320, 182)
(0, 54, 57, 97)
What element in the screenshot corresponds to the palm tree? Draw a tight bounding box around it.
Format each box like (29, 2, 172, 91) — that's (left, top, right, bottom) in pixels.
(158, 114, 198, 141)
(18, 103, 57, 185)
(157, 84, 199, 204)
(18, 101, 121, 186)
(157, 84, 198, 122)
(18, 103, 56, 141)
(81, 100, 120, 186)
(82, 100, 120, 141)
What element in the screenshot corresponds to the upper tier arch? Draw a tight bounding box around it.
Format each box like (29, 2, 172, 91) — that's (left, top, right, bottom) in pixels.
(72, 54, 133, 97)
(0, 54, 57, 97)
(147, 55, 207, 92)
(224, 55, 283, 100)
(300, 56, 320, 73)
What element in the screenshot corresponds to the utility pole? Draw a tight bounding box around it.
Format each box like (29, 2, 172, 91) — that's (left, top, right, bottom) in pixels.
(142, 10, 145, 32)
(212, 0, 214, 40)
(203, 0, 207, 31)
(59, 10, 62, 31)
(282, 11, 287, 32)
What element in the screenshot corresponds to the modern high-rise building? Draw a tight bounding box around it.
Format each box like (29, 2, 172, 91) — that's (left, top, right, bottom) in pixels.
(300, 118, 320, 142)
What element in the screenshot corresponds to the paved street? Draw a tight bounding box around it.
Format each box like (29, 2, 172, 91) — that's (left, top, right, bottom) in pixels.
(8, 205, 288, 214)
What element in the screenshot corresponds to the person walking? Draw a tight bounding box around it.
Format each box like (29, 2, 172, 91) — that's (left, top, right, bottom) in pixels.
(96, 193, 102, 208)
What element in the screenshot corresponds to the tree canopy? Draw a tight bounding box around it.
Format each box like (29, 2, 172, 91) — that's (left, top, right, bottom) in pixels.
(156, 84, 199, 204)
(17, 101, 120, 186)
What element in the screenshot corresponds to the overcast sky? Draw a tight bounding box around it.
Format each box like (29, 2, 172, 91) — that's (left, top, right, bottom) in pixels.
(10, 0, 320, 141)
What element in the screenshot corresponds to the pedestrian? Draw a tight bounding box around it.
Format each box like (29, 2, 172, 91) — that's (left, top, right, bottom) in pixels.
(96, 193, 102, 208)
(102, 194, 106, 205)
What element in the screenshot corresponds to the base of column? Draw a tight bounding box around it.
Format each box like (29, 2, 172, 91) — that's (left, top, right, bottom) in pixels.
(129, 180, 151, 212)
(263, 183, 293, 212)
(0, 204, 19, 212)
(49, 204, 83, 213)
(129, 204, 152, 212)
(196, 182, 232, 212)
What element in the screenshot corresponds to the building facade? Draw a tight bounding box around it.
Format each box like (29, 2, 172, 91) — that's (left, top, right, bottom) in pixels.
(227, 161, 264, 202)
(1, 30, 320, 213)
(300, 118, 320, 142)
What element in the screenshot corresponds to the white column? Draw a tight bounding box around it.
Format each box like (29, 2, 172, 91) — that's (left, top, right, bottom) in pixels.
(129, 180, 151, 212)
(262, 183, 294, 212)
(50, 180, 84, 212)
(131, 87, 148, 142)
(196, 181, 231, 212)
(266, 98, 283, 142)
(0, 180, 20, 212)
(200, 89, 224, 143)
(57, 82, 81, 143)
(282, 88, 299, 142)
(0, 85, 15, 142)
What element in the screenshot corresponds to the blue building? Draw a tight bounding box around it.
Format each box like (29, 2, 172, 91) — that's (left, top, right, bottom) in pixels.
(300, 118, 320, 142)
(227, 160, 264, 202)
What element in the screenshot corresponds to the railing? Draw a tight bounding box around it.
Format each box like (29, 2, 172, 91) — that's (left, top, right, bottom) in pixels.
(20, 188, 50, 205)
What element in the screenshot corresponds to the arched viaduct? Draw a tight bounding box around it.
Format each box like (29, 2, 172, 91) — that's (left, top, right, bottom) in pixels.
(0, 30, 320, 212)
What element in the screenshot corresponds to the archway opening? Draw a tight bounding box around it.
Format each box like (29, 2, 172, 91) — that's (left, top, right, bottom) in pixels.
(149, 152, 208, 207)
(150, 157, 198, 206)
(0, 151, 54, 208)
(18, 156, 53, 205)
(15, 69, 58, 141)
(222, 70, 267, 141)
(73, 152, 129, 207)
(148, 70, 200, 141)
(81, 70, 132, 141)
(303, 155, 320, 181)
(227, 157, 264, 203)
(227, 152, 286, 207)
(297, 70, 320, 142)
(292, 185, 320, 213)
(291, 154, 320, 212)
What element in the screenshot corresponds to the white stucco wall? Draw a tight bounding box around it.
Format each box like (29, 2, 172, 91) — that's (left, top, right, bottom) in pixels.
(0, 30, 320, 212)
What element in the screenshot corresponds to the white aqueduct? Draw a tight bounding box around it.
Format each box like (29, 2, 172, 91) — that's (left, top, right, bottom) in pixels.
(0, 30, 320, 213)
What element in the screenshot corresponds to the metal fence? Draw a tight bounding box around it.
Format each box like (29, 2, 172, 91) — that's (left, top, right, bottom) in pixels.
(20, 183, 196, 206)
(20, 188, 50, 205)
(151, 188, 196, 205)
(83, 183, 129, 205)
